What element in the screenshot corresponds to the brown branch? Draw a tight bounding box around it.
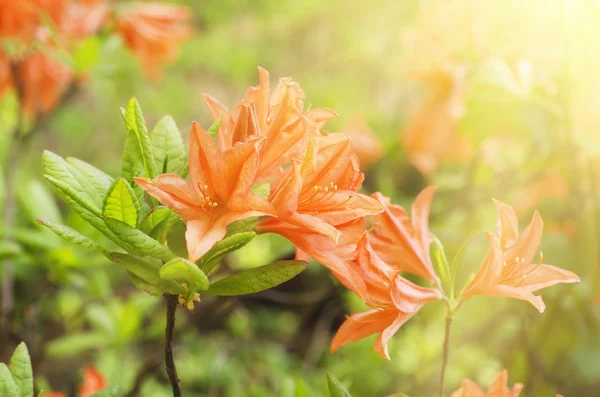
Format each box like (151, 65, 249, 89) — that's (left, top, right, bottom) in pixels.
(439, 313, 453, 397)
(165, 294, 182, 397)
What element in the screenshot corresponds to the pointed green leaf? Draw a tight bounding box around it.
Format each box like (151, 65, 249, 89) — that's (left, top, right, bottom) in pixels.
(138, 207, 180, 240)
(122, 129, 151, 214)
(88, 386, 119, 397)
(226, 218, 259, 236)
(122, 97, 157, 180)
(9, 342, 33, 397)
(207, 117, 222, 137)
(160, 258, 209, 292)
(36, 217, 111, 259)
(327, 373, 352, 397)
(43, 151, 104, 210)
(150, 115, 186, 175)
(111, 252, 184, 295)
(49, 184, 132, 252)
(0, 363, 18, 397)
(66, 157, 114, 198)
(103, 217, 176, 261)
(205, 260, 306, 296)
(103, 178, 139, 227)
(198, 231, 256, 274)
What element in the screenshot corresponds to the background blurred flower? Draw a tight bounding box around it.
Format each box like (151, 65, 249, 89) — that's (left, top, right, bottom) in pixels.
(451, 369, 523, 397)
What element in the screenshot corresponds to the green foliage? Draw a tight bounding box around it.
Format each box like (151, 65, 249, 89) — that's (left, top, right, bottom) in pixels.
(430, 235, 452, 299)
(150, 115, 187, 175)
(0, 364, 19, 397)
(206, 117, 222, 137)
(9, 343, 33, 397)
(326, 372, 352, 397)
(198, 231, 256, 274)
(103, 178, 139, 228)
(160, 257, 209, 293)
(88, 387, 119, 397)
(122, 97, 157, 180)
(138, 207, 180, 241)
(103, 217, 176, 262)
(111, 253, 184, 296)
(205, 260, 307, 296)
(36, 217, 110, 259)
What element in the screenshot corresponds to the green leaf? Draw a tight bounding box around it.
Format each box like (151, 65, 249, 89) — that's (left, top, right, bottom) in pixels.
(43, 150, 104, 212)
(46, 332, 109, 358)
(207, 117, 222, 137)
(103, 178, 139, 227)
(0, 364, 18, 397)
(122, 129, 151, 214)
(205, 260, 306, 296)
(0, 242, 20, 259)
(9, 342, 33, 397)
(198, 232, 256, 274)
(226, 217, 259, 236)
(103, 218, 176, 261)
(66, 157, 114, 198)
(251, 183, 270, 199)
(326, 373, 352, 397)
(87, 386, 119, 397)
(138, 207, 180, 240)
(18, 179, 62, 225)
(111, 253, 184, 295)
(150, 115, 187, 175)
(127, 271, 163, 296)
(36, 217, 111, 259)
(430, 236, 452, 299)
(122, 97, 157, 180)
(160, 258, 209, 292)
(295, 379, 308, 397)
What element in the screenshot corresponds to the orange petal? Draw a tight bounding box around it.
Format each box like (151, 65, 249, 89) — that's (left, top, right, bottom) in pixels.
(505, 211, 543, 267)
(269, 160, 302, 216)
(461, 232, 504, 299)
(449, 380, 487, 397)
(390, 275, 440, 313)
(189, 121, 221, 193)
(134, 175, 203, 220)
(374, 311, 418, 360)
(492, 284, 546, 313)
(519, 264, 580, 292)
(186, 216, 228, 262)
(331, 309, 397, 354)
(493, 199, 520, 248)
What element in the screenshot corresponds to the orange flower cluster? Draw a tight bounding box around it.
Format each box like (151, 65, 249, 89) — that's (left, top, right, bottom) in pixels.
(0, 0, 191, 116)
(135, 68, 579, 361)
(137, 68, 383, 271)
(43, 366, 107, 397)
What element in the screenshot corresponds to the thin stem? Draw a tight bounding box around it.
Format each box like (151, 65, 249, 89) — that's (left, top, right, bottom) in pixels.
(439, 313, 453, 397)
(0, 62, 24, 357)
(165, 294, 182, 397)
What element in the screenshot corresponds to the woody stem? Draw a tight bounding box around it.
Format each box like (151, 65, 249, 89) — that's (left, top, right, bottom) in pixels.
(439, 312, 453, 397)
(165, 294, 182, 397)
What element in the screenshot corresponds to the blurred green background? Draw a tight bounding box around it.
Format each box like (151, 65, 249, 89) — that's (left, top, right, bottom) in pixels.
(1, 0, 598, 395)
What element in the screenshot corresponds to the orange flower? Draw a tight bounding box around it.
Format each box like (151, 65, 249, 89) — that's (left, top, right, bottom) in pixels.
(79, 366, 108, 397)
(202, 67, 337, 180)
(116, 1, 192, 80)
(450, 370, 523, 397)
(62, 0, 109, 38)
(42, 393, 66, 397)
(0, 0, 39, 41)
(461, 200, 580, 313)
(401, 66, 470, 175)
(258, 218, 369, 298)
(258, 134, 381, 243)
(19, 51, 73, 116)
(339, 115, 383, 169)
(135, 121, 275, 262)
(368, 187, 440, 283)
(331, 234, 440, 359)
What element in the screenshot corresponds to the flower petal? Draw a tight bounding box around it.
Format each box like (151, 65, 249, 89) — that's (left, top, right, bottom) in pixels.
(189, 121, 221, 193)
(519, 264, 580, 292)
(331, 309, 397, 354)
(493, 199, 520, 248)
(186, 216, 228, 262)
(390, 275, 440, 313)
(134, 175, 203, 219)
(373, 311, 415, 360)
(492, 284, 546, 313)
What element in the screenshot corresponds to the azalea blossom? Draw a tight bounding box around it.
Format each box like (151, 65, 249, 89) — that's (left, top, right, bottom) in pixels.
(450, 369, 523, 397)
(202, 67, 337, 180)
(135, 121, 275, 262)
(42, 366, 108, 397)
(368, 186, 440, 283)
(330, 233, 440, 359)
(460, 199, 580, 313)
(116, 1, 193, 80)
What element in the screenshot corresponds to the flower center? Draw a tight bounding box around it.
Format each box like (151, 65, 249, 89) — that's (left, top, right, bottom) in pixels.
(197, 184, 219, 212)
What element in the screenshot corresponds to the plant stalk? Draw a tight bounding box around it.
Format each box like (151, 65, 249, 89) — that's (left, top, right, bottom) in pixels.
(165, 294, 182, 397)
(439, 312, 454, 397)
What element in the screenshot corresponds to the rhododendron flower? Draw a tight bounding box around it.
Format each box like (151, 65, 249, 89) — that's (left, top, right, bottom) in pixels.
(401, 66, 470, 175)
(369, 186, 440, 283)
(258, 218, 369, 298)
(450, 369, 523, 397)
(259, 134, 381, 243)
(136, 121, 275, 262)
(42, 366, 107, 397)
(116, 1, 192, 79)
(203, 67, 337, 180)
(331, 234, 440, 359)
(19, 51, 73, 116)
(461, 200, 580, 313)
(0, 0, 40, 41)
(339, 116, 383, 169)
